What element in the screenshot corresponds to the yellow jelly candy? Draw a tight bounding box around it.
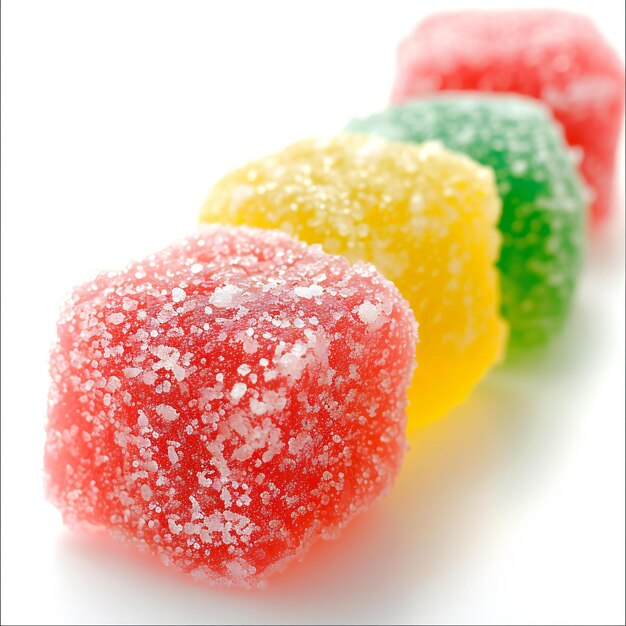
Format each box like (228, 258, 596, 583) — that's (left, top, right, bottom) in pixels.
(200, 135, 507, 432)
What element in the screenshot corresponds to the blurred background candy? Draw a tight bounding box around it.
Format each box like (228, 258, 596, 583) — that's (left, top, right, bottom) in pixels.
(391, 10, 625, 225)
(348, 94, 586, 352)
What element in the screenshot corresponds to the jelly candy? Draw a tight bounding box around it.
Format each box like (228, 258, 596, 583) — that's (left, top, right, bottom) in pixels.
(45, 225, 417, 587)
(391, 10, 625, 224)
(200, 135, 506, 429)
(348, 95, 586, 351)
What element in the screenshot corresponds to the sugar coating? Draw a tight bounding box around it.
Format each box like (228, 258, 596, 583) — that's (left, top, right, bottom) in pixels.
(45, 225, 417, 588)
(200, 135, 507, 429)
(348, 95, 586, 350)
(392, 10, 625, 224)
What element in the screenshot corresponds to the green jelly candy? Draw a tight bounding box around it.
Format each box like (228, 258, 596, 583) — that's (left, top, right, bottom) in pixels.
(348, 95, 586, 352)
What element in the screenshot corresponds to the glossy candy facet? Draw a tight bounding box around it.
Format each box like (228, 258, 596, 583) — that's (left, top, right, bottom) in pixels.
(348, 95, 586, 351)
(392, 10, 625, 224)
(200, 135, 507, 429)
(45, 225, 417, 587)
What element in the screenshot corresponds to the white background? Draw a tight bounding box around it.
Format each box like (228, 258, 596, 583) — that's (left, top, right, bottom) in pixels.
(2, 1, 624, 624)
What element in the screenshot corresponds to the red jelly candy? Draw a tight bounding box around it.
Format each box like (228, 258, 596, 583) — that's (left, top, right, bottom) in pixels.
(45, 225, 416, 587)
(392, 10, 625, 224)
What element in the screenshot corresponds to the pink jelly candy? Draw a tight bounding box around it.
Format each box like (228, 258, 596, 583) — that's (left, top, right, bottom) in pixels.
(392, 10, 626, 224)
(45, 225, 417, 587)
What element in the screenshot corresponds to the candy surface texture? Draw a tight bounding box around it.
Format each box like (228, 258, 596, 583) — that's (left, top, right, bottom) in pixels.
(201, 135, 506, 428)
(45, 226, 417, 587)
(392, 10, 625, 224)
(348, 95, 586, 350)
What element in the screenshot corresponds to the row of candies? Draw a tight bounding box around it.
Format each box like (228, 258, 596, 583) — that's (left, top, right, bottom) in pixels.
(45, 11, 624, 587)
(200, 10, 624, 430)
